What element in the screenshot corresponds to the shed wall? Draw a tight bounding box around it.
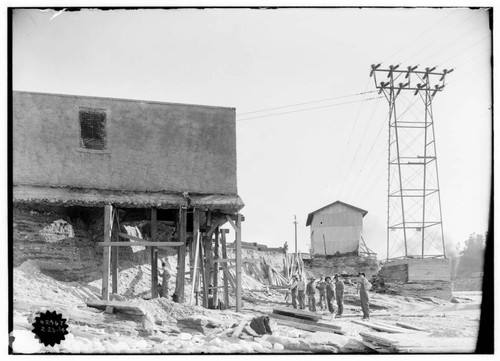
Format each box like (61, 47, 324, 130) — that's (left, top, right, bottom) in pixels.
(310, 203, 362, 255)
(13, 92, 237, 194)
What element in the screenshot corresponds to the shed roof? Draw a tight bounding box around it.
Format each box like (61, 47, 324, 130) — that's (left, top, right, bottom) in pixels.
(306, 200, 368, 226)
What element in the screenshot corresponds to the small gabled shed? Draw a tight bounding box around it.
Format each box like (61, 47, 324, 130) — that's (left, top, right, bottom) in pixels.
(306, 200, 368, 256)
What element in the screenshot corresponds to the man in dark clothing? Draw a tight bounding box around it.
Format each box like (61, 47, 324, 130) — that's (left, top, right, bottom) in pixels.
(289, 275, 298, 309)
(306, 277, 317, 312)
(325, 277, 336, 314)
(316, 277, 327, 310)
(334, 274, 345, 316)
(160, 261, 171, 298)
(357, 272, 372, 319)
(297, 274, 306, 310)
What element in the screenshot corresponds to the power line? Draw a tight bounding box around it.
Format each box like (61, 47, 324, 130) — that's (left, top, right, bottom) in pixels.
(236, 96, 382, 122)
(237, 90, 377, 115)
(383, 8, 463, 63)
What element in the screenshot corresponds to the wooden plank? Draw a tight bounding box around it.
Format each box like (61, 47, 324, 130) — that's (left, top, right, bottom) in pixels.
(359, 332, 398, 347)
(359, 340, 391, 353)
(151, 207, 158, 299)
(98, 241, 183, 247)
(86, 300, 146, 316)
(395, 322, 427, 332)
(235, 214, 242, 313)
(370, 321, 413, 333)
(272, 305, 321, 321)
(337, 312, 391, 318)
(269, 313, 342, 331)
(269, 314, 345, 335)
(101, 204, 113, 301)
(351, 320, 408, 333)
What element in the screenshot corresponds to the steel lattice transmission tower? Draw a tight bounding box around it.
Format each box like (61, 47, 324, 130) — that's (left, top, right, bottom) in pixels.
(370, 64, 453, 261)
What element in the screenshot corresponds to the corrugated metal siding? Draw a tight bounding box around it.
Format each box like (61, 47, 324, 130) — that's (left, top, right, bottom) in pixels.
(310, 203, 363, 255)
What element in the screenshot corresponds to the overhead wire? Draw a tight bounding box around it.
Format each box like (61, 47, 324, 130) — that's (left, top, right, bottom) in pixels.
(236, 95, 382, 122)
(333, 78, 373, 197)
(237, 90, 377, 116)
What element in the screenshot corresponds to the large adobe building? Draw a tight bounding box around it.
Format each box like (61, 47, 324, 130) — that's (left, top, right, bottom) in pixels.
(13, 91, 245, 310)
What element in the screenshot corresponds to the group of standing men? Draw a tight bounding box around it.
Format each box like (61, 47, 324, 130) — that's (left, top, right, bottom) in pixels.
(289, 274, 345, 317)
(289, 272, 371, 319)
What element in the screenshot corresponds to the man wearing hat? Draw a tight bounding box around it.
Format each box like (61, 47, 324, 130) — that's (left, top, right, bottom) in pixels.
(357, 272, 372, 319)
(334, 274, 345, 317)
(325, 276, 336, 314)
(306, 276, 317, 312)
(289, 275, 298, 309)
(297, 274, 306, 309)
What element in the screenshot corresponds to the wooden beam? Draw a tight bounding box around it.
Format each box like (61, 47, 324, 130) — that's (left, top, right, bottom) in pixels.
(235, 214, 242, 312)
(151, 208, 158, 299)
(204, 232, 213, 308)
(176, 207, 187, 303)
(269, 313, 342, 331)
(98, 241, 184, 247)
(191, 209, 200, 282)
(225, 215, 237, 232)
(87, 300, 146, 316)
(268, 314, 345, 335)
(351, 320, 409, 333)
(101, 204, 113, 301)
(221, 231, 230, 309)
(190, 232, 201, 306)
(206, 218, 227, 238)
(117, 232, 146, 242)
(272, 305, 321, 321)
(213, 228, 219, 308)
(213, 258, 260, 263)
(111, 209, 119, 294)
(201, 237, 208, 308)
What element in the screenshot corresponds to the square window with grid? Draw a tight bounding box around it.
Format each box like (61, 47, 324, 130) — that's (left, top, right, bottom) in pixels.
(79, 107, 107, 150)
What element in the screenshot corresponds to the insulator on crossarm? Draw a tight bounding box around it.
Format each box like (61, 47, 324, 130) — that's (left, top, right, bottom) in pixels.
(370, 63, 381, 77)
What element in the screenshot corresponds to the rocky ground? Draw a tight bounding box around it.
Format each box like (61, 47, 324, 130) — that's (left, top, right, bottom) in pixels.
(10, 205, 482, 354)
(11, 258, 481, 354)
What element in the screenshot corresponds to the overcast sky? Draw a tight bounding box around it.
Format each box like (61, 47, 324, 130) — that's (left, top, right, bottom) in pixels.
(12, 7, 492, 257)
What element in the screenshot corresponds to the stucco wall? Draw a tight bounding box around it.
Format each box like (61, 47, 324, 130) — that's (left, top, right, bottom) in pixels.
(310, 203, 362, 255)
(13, 92, 237, 195)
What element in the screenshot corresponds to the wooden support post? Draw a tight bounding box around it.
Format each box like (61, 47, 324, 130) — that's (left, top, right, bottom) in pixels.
(235, 214, 242, 312)
(101, 204, 113, 301)
(220, 229, 230, 309)
(175, 207, 187, 303)
(203, 230, 213, 308)
(191, 209, 200, 282)
(151, 208, 158, 299)
(190, 232, 201, 306)
(201, 238, 208, 308)
(111, 209, 119, 294)
(226, 214, 243, 312)
(213, 228, 219, 308)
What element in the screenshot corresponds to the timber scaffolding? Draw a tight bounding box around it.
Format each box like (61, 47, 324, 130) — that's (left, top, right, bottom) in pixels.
(99, 203, 248, 312)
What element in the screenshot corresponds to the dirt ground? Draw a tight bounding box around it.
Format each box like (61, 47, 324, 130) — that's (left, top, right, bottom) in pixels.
(11, 259, 481, 354)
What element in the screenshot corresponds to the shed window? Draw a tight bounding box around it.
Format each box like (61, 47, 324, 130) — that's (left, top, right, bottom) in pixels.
(79, 107, 107, 150)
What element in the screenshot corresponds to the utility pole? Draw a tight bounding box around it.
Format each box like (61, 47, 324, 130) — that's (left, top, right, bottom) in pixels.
(293, 215, 298, 256)
(370, 64, 452, 260)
